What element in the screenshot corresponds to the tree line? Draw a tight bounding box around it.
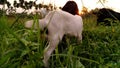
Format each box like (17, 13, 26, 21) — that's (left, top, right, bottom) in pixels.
(0, 0, 56, 11)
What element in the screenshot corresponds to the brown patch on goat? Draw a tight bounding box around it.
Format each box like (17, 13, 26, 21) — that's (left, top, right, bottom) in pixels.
(62, 1, 79, 15)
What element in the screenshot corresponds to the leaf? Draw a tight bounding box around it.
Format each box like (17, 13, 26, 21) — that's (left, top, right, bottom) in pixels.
(0, 54, 10, 67)
(20, 49, 30, 57)
(75, 60, 85, 68)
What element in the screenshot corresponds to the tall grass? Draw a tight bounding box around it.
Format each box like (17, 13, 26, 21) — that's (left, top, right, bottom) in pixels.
(0, 13, 120, 68)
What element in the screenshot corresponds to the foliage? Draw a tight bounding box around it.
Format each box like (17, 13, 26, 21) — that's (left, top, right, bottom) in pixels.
(0, 0, 7, 4)
(0, 11, 120, 68)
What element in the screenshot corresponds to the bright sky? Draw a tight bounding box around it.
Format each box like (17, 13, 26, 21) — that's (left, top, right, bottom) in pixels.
(4, 0, 120, 12)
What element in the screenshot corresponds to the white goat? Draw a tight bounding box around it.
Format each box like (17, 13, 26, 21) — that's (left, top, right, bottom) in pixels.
(25, 10, 83, 67)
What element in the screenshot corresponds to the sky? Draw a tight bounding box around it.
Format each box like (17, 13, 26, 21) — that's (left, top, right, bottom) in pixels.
(6, 0, 101, 11)
(3, 0, 120, 12)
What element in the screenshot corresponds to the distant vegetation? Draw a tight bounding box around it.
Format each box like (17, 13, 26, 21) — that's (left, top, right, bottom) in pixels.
(0, 0, 55, 9)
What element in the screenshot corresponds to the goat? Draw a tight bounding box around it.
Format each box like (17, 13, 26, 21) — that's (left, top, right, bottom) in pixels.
(25, 10, 83, 67)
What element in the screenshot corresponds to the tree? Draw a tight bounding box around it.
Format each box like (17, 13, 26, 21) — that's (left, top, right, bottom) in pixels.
(24, 1, 29, 9)
(0, 0, 11, 8)
(38, 4, 42, 9)
(81, 6, 88, 14)
(98, 0, 107, 3)
(0, 0, 7, 4)
(29, 1, 34, 9)
(13, 0, 17, 8)
(19, 0, 25, 9)
(97, 0, 108, 8)
(6, 1, 11, 8)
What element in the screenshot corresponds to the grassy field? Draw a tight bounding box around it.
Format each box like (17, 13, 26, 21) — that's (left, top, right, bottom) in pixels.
(0, 13, 120, 68)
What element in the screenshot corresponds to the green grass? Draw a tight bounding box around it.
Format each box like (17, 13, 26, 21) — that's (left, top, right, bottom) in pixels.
(0, 13, 120, 68)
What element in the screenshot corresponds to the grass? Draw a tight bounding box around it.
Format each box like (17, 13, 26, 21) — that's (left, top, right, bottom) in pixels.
(0, 13, 120, 68)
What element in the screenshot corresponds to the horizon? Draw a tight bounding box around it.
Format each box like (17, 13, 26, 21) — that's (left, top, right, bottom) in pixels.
(1, 0, 120, 13)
